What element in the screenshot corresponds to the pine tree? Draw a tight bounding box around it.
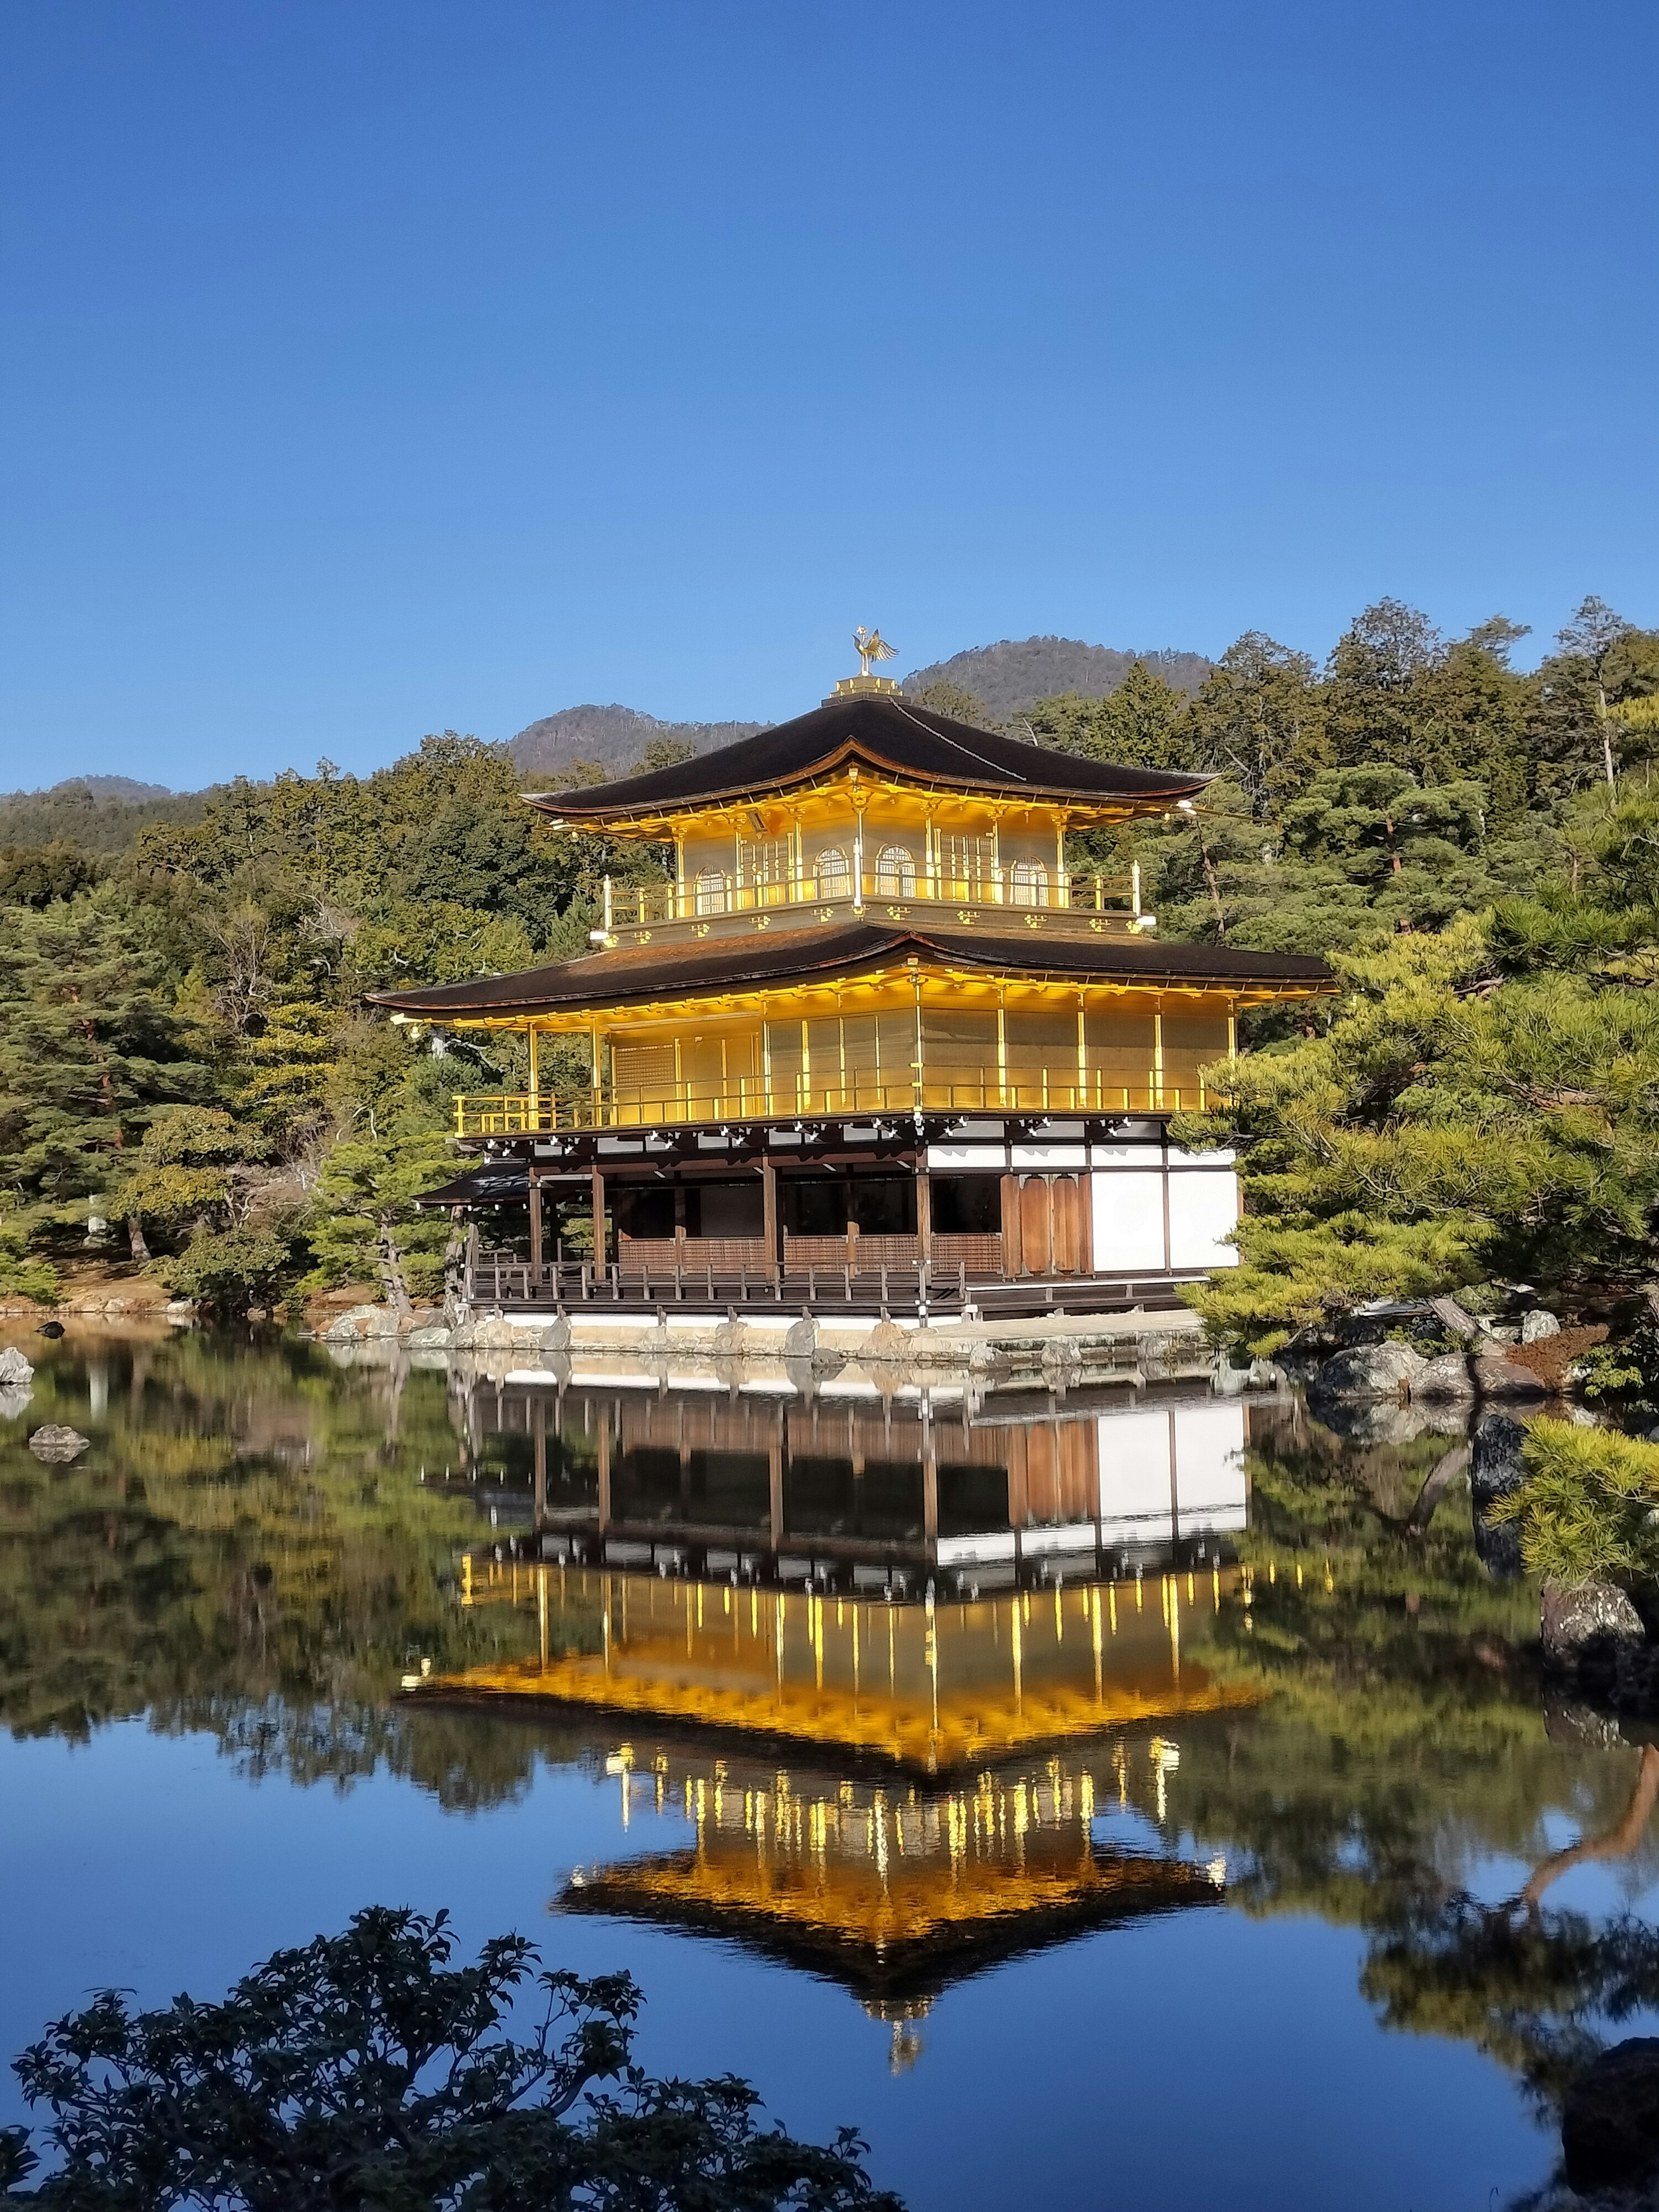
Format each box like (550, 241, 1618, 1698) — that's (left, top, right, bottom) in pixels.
(1184, 632, 1327, 820)
(0, 887, 211, 1257)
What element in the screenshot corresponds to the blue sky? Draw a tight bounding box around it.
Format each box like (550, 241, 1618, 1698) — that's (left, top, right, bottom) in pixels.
(2, 1, 1655, 788)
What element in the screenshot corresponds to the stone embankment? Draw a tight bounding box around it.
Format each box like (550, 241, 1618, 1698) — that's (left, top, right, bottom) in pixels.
(309, 1299, 1236, 1391)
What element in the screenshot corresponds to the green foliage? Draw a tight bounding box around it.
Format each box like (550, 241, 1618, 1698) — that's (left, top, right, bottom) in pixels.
(0, 1213, 58, 1302)
(158, 1220, 305, 1311)
(0, 844, 105, 909)
(0, 1907, 899, 2210)
(0, 886, 213, 1232)
(108, 1106, 268, 1243)
(1027, 661, 1189, 771)
(1487, 1418, 1659, 1586)
(304, 1092, 457, 1308)
(1179, 794, 1659, 1351)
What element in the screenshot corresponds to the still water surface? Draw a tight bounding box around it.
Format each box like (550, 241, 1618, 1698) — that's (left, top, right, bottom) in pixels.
(4, 1330, 1657, 2210)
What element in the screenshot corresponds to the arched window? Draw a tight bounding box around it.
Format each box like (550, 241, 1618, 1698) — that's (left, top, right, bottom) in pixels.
(816, 846, 850, 899)
(876, 845, 916, 897)
(1011, 858, 1049, 907)
(695, 867, 728, 916)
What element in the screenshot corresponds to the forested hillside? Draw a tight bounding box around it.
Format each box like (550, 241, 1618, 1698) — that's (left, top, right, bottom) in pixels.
(1, 594, 1656, 1392)
(901, 636, 1212, 716)
(508, 702, 766, 780)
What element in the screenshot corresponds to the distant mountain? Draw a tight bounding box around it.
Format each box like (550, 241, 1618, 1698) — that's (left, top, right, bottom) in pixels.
(1, 773, 176, 803)
(510, 703, 768, 782)
(899, 637, 1213, 718)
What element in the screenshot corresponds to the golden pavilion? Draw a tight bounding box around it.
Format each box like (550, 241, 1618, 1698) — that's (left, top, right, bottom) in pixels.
(372, 656, 1331, 1315)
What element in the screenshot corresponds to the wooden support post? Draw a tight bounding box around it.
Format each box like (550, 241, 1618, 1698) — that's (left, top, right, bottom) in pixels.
(591, 1165, 606, 1270)
(528, 1165, 543, 1274)
(915, 1158, 932, 1271)
(532, 1395, 547, 1521)
(761, 1154, 778, 1281)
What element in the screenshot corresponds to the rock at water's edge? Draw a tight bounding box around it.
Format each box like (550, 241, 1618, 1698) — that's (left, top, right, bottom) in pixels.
(1308, 1341, 1426, 1402)
(1413, 1351, 1476, 1399)
(1521, 1309, 1562, 1343)
(1542, 1579, 1648, 1669)
(0, 1346, 35, 1385)
(1563, 2038, 1659, 2194)
(1473, 1353, 1550, 1399)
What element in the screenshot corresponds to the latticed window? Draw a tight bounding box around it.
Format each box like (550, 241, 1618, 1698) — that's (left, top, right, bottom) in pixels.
(736, 834, 791, 903)
(1011, 858, 1049, 906)
(815, 845, 850, 898)
(936, 833, 994, 899)
(876, 845, 916, 896)
(611, 1042, 677, 1099)
(695, 867, 728, 915)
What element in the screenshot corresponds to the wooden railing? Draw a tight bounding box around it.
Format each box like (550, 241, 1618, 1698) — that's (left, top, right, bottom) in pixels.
(454, 1073, 1208, 1136)
(461, 1242, 1196, 1315)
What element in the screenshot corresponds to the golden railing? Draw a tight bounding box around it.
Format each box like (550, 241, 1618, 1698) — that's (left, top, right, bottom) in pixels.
(453, 1071, 1209, 1136)
(607, 866, 1142, 929)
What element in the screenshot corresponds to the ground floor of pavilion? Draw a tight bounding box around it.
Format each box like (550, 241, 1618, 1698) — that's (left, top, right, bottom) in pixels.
(444, 1111, 1240, 1319)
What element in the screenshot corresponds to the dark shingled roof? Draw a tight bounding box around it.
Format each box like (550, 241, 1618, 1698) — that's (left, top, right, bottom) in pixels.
(528, 693, 1212, 820)
(368, 923, 1332, 1018)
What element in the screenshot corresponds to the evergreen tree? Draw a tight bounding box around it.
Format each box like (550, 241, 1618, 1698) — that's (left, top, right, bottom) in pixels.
(1183, 632, 1326, 819)
(0, 887, 212, 1255)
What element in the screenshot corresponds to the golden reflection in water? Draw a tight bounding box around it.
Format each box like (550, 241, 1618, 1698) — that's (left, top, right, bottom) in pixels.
(557, 1736, 1228, 2017)
(433, 1560, 1259, 1770)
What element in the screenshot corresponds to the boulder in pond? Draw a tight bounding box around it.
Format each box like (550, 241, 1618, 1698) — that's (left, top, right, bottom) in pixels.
(538, 1315, 573, 1355)
(29, 1424, 90, 1463)
(0, 1346, 35, 1385)
(1412, 1351, 1476, 1399)
(783, 1316, 818, 1360)
(1308, 1341, 1426, 1402)
(1474, 1351, 1551, 1399)
(1563, 2038, 1659, 2195)
(1541, 1580, 1647, 1670)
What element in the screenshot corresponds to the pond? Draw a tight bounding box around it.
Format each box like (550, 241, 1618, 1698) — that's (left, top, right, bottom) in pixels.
(3, 1327, 1656, 2210)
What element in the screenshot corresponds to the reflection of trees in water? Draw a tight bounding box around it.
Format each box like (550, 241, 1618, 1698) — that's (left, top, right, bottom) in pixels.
(1169, 1407, 1659, 2117)
(1363, 1751, 1659, 2119)
(0, 1334, 543, 1803)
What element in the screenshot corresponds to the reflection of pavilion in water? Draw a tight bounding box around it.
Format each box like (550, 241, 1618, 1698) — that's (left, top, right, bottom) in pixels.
(556, 1735, 1227, 2045)
(418, 1382, 1256, 2044)
(445, 1541, 1254, 1771)
(455, 1379, 1251, 1599)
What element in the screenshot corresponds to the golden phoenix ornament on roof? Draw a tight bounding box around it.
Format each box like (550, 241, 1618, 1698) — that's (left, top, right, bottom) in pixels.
(852, 626, 896, 677)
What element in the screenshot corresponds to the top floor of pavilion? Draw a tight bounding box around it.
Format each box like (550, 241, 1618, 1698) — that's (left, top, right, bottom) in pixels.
(531, 673, 1213, 947)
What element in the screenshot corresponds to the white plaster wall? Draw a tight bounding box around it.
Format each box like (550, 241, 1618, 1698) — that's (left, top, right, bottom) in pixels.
(1166, 1169, 1240, 1269)
(1090, 1169, 1167, 1271)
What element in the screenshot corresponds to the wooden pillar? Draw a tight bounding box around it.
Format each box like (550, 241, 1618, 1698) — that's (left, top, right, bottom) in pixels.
(761, 1153, 778, 1276)
(591, 1165, 606, 1270)
(532, 1394, 547, 1521)
(915, 1158, 932, 1268)
(528, 1165, 543, 1272)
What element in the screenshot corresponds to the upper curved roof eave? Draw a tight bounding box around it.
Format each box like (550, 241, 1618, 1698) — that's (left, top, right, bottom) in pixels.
(527, 694, 1214, 821)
